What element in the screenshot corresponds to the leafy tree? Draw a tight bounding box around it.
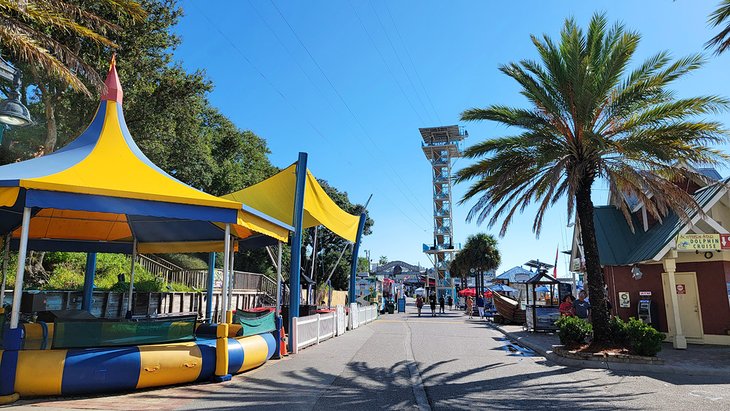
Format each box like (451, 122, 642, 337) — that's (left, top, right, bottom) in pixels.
(0, 0, 144, 96)
(455, 234, 500, 294)
(456, 14, 727, 343)
(707, 0, 730, 55)
(378, 255, 388, 265)
(357, 256, 370, 274)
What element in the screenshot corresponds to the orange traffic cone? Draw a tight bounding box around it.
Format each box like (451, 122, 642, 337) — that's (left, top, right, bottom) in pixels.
(279, 326, 288, 356)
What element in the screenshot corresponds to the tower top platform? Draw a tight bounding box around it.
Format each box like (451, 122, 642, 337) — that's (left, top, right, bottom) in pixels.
(419, 125, 467, 145)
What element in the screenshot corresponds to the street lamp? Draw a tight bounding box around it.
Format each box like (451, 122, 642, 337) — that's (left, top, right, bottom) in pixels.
(0, 56, 32, 127)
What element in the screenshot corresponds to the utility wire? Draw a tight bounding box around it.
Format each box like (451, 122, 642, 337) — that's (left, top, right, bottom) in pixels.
(382, 1, 443, 124)
(193, 3, 430, 233)
(268, 0, 434, 223)
(367, 0, 434, 124)
(348, 1, 429, 125)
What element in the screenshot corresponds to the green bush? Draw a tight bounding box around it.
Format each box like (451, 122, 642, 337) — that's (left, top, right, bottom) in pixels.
(555, 316, 592, 347)
(625, 317, 665, 356)
(608, 316, 629, 346)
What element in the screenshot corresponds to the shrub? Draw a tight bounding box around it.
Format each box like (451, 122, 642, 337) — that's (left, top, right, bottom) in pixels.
(608, 316, 629, 346)
(555, 316, 592, 347)
(625, 317, 665, 356)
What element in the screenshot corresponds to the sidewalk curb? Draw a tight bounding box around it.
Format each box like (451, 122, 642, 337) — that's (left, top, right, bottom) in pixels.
(486, 322, 730, 378)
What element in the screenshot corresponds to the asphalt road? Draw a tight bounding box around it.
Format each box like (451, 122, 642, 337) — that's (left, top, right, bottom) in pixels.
(13, 299, 730, 410)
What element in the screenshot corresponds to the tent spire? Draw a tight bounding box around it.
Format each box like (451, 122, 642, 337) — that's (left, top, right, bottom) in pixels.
(101, 54, 123, 104)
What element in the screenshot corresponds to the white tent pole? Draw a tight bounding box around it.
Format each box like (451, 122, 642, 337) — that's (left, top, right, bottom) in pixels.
(0, 233, 10, 306)
(276, 241, 282, 315)
(127, 238, 137, 318)
(227, 238, 234, 310)
(221, 224, 230, 322)
(9, 207, 31, 328)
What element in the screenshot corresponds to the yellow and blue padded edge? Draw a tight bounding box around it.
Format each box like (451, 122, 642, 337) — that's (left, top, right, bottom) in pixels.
(227, 332, 277, 374)
(61, 346, 140, 395)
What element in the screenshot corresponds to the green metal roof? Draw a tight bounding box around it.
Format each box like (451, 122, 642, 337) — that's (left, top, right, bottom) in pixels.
(593, 181, 727, 265)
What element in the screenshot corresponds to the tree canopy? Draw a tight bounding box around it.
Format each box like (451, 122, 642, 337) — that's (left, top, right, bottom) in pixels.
(457, 13, 727, 343)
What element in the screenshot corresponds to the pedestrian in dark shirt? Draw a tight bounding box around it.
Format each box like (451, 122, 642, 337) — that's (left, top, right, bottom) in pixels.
(429, 293, 437, 317)
(574, 290, 591, 320)
(447, 295, 453, 311)
(438, 295, 445, 314)
(476, 295, 485, 318)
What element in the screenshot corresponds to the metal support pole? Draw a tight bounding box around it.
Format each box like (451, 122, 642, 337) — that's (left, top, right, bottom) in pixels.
(126, 238, 137, 318)
(348, 213, 367, 306)
(0, 234, 10, 307)
(276, 241, 282, 315)
(9, 207, 30, 328)
(206, 252, 216, 321)
(227, 238, 234, 311)
(289, 152, 308, 351)
(81, 252, 97, 312)
(221, 224, 230, 323)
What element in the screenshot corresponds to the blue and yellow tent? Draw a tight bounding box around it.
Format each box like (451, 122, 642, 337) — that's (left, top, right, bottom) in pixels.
(223, 164, 360, 242)
(0, 59, 288, 253)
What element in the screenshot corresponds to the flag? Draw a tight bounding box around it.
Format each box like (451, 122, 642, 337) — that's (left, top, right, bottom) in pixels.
(553, 245, 559, 278)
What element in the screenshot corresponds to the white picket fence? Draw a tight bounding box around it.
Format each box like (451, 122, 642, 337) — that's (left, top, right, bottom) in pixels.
(291, 304, 378, 354)
(349, 303, 378, 330)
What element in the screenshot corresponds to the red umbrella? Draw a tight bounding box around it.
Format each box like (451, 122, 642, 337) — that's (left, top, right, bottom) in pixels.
(458, 288, 476, 297)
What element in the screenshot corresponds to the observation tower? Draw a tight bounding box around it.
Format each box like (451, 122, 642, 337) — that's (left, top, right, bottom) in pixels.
(420, 125, 467, 298)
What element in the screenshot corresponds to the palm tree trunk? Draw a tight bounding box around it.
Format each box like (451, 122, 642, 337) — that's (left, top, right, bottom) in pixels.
(575, 175, 611, 344)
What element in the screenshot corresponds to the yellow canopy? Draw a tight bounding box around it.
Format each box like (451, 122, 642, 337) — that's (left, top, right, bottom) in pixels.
(222, 164, 360, 242)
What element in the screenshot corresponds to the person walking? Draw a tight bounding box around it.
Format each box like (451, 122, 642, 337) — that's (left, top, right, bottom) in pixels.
(447, 295, 453, 311)
(416, 295, 424, 317)
(438, 295, 445, 314)
(429, 293, 437, 317)
(466, 296, 474, 319)
(476, 294, 485, 319)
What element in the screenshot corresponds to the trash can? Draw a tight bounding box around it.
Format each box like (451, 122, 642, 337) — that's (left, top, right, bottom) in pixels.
(386, 301, 395, 314)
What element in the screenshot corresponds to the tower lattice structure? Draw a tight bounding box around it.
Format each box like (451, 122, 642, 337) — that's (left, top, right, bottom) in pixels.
(420, 125, 467, 296)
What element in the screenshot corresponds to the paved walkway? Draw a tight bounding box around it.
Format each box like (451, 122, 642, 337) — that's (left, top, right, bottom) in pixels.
(9, 300, 730, 410)
(492, 322, 730, 376)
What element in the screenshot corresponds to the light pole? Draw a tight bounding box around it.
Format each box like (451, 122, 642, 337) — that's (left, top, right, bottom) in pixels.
(0, 55, 32, 127)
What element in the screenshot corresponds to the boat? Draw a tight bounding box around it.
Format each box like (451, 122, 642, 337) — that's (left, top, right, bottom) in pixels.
(493, 292, 526, 325)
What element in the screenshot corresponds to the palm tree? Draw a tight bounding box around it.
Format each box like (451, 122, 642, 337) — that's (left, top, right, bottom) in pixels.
(0, 0, 145, 96)
(456, 233, 501, 296)
(456, 14, 728, 343)
(707, 0, 730, 55)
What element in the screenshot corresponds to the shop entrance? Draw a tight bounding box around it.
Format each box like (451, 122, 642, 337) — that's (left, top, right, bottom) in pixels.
(662, 272, 703, 341)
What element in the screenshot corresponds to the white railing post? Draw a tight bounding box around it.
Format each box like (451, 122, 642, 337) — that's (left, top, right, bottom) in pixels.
(316, 314, 321, 345)
(292, 316, 299, 354)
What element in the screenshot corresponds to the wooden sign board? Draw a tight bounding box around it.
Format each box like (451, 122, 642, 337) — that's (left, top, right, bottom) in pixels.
(676, 234, 721, 251)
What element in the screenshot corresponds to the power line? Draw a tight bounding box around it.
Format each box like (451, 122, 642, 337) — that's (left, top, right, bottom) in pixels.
(348, 1, 430, 125)
(192, 3, 431, 234)
(367, 0, 434, 124)
(382, 1, 443, 124)
(268, 0, 434, 223)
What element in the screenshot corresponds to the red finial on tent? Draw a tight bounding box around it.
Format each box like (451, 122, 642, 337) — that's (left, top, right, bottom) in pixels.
(101, 53, 123, 103)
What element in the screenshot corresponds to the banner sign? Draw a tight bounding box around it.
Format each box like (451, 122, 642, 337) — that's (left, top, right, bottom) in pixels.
(676, 234, 721, 251)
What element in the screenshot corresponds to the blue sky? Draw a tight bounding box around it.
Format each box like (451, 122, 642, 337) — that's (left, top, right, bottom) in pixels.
(174, 0, 730, 275)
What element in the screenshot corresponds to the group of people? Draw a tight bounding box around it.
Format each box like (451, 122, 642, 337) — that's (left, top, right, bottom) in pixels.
(558, 290, 593, 320)
(415, 293, 454, 317)
(464, 295, 488, 319)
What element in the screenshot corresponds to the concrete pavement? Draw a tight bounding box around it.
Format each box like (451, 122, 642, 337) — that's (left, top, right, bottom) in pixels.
(9, 299, 730, 410)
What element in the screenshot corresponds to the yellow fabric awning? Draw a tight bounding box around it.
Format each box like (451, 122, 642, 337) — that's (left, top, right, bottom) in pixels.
(223, 164, 360, 242)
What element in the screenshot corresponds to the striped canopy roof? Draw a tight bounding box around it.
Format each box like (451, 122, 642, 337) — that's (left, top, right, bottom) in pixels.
(0, 58, 289, 253)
